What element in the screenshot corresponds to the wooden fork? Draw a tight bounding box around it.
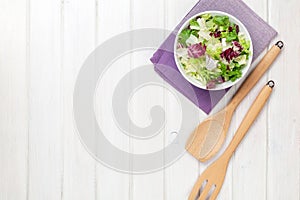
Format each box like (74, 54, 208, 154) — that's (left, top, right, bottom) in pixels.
(188, 81, 274, 200)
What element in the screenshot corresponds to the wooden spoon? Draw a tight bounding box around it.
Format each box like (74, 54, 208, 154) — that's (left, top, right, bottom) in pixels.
(188, 81, 274, 200)
(186, 41, 283, 162)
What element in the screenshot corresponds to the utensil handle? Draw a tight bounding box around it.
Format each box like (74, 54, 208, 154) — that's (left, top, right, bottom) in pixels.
(223, 81, 274, 158)
(228, 41, 283, 110)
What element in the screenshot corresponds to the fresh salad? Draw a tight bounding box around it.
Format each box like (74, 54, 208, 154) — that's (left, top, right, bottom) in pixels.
(176, 13, 251, 89)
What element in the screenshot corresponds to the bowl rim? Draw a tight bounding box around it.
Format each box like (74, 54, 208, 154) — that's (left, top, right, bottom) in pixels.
(174, 10, 253, 91)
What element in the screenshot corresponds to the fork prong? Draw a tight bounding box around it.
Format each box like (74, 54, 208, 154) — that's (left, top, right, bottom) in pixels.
(188, 175, 206, 200)
(198, 182, 212, 200)
(208, 185, 221, 200)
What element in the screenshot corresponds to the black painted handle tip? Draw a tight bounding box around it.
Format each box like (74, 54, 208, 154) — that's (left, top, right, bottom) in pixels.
(276, 41, 284, 49)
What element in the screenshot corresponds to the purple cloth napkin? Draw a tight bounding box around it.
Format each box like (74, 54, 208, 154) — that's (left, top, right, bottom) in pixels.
(150, 0, 277, 114)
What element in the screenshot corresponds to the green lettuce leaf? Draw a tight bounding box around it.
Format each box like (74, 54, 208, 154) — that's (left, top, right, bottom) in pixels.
(239, 33, 251, 55)
(206, 37, 223, 59)
(190, 19, 200, 30)
(178, 29, 191, 46)
(201, 13, 212, 20)
(213, 16, 230, 26)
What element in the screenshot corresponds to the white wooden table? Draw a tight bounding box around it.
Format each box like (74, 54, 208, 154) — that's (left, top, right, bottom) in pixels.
(0, 0, 299, 199)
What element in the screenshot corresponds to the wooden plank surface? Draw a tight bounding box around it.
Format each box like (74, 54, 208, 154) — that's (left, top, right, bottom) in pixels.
(267, 0, 300, 199)
(27, 0, 63, 199)
(95, 0, 131, 199)
(130, 1, 165, 199)
(0, 0, 28, 199)
(0, 0, 299, 199)
(62, 0, 96, 199)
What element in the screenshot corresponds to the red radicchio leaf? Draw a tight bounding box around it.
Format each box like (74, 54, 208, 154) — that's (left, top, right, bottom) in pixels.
(214, 31, 221, 38)
(233, 41, 243, 52)
(206, 80, 216, 89)
(177, 43, 184, 49)
(207, 76, 225, 89)
(188, 43, 206, 58)
(216, 76, 225, 83)
(220, 47, 240, 62)
(235, 25, 240, 34)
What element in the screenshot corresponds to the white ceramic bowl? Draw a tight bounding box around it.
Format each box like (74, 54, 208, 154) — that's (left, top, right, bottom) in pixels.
(174, 11, 253, 90)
